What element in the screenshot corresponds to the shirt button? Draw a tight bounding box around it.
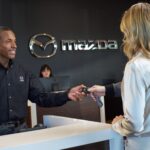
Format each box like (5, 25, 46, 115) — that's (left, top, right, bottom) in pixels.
(8, 96, 12, 99)
(8, 83, 11, 86)
(9, 109, 13, 112)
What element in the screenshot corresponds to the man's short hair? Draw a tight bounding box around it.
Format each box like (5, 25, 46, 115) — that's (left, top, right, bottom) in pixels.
(0, 26, 12, 33)
(0, 26, 13, 39)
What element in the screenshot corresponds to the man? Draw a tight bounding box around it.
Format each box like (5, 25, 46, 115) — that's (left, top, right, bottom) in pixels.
(0, 26, 83, 135)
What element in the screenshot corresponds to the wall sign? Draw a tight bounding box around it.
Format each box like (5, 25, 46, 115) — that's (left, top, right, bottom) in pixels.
(61, 40, 118, 51)
(29, 33, 118, 58)
(29, 33, 57, 58)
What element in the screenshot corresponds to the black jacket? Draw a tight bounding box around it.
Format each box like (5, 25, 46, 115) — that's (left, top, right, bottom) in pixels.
(0, 61, 69, 123)
(105, 82, 121, 97)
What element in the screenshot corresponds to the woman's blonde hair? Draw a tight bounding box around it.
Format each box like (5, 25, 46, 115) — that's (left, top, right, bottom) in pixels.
(120, 2, 150, 59)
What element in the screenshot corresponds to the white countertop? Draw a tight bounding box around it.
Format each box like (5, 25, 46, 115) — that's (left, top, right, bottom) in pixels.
(0, 115, 123, 150)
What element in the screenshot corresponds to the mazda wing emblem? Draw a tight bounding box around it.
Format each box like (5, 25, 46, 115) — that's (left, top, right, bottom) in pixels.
(29, 33, 57, 58)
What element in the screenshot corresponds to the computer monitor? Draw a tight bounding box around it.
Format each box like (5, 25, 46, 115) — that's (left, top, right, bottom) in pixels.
(39, 76, 71, 93)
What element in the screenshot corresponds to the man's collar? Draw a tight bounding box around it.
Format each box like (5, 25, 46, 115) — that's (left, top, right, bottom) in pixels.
(9, 59, 14, 66)
(0, 59, 14, 69)
(8, 59, 15, 68)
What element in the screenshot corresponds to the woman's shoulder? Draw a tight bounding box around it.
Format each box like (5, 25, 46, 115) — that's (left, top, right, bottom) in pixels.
(127, 52, 150, 69)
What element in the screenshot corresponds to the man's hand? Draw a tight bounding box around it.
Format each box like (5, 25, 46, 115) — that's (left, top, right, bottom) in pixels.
(68, 84, 85, 101)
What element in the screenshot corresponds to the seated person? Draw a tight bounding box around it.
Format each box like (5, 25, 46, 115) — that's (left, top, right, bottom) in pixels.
(39, 64, 53, 78)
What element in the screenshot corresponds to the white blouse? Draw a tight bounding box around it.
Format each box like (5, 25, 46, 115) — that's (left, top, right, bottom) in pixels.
(112, 52, 150, 137)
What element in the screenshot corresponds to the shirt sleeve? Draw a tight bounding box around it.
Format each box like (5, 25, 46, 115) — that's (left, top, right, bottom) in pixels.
(112, 62, 146, 136)
(105, 82, 121, 97)
(105, 84, 115, 97)
(113, 82, 121, 97)
(28, 74, 69, 107)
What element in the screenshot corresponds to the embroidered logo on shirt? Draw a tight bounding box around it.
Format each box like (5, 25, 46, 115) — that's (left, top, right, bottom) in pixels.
(19, 76, 24, 82)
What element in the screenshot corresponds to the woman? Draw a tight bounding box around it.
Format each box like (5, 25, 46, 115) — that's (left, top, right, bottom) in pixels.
(89, 3, 150, 150)
(39, 64, 53, 78)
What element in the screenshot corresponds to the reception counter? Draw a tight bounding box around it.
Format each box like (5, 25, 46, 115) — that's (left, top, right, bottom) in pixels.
(0, 115, 124, 150)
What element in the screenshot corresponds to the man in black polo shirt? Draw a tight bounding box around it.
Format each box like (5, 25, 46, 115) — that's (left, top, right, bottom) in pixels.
(0, 26, 83, 135)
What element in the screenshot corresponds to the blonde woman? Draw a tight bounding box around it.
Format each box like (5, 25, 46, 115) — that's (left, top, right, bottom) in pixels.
(89, 2, 150, 150)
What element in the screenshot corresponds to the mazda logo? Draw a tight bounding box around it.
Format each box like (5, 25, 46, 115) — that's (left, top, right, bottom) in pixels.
(29, 33, 57, 58)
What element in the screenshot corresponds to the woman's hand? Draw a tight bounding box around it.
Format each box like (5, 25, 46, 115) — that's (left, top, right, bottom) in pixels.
(112, 115, 124, 124)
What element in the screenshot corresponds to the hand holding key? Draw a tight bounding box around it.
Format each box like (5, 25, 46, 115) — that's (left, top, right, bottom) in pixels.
(81, 87, 103, 107)
(88, 85, 106, 96)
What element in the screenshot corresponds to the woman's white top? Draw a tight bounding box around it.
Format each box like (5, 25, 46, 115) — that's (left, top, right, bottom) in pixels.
(112, 52, 150, 137)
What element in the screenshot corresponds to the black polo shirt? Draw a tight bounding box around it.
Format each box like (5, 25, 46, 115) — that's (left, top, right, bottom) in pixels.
(0, 61, 68, 124)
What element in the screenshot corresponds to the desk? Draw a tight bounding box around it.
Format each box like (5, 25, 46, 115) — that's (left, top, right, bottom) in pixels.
(28, 100, 37, 127)
(99, 96, 106, 122)
(0, 115, 123, 150)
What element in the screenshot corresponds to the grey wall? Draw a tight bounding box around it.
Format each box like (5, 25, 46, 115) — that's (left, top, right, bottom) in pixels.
(0, 0, 140, 86)
(0, 0, 144, 125)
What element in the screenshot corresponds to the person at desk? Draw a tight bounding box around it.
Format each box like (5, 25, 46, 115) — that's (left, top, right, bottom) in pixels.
(39, 64, 53, 78)
(89, 2, 150, 150)
(0, 26, 84, 135)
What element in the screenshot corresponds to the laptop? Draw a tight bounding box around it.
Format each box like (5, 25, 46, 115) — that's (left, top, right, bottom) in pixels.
(39, 76, 71, 93)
